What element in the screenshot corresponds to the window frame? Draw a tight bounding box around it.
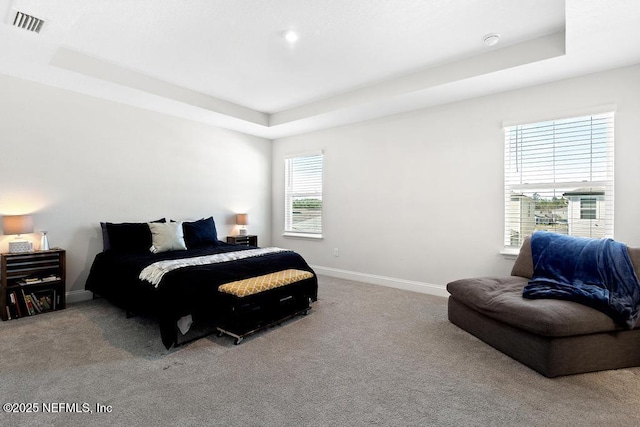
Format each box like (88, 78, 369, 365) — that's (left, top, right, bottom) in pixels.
(283, 151, 324, 239)
(503, 111, 614, 251)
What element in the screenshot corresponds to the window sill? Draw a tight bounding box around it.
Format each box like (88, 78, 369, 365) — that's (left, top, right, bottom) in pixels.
(282, 232, 323, 240)
(500, 248, 520, 260)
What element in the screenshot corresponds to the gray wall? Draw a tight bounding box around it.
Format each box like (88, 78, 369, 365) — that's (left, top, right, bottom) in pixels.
(0, 74, 272, 299)
(271, 64, 640, 295)
(2, 64, 639, 300)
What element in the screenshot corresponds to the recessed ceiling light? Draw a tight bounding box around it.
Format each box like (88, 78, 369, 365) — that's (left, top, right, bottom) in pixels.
(282, 30, 299, 44)
(483, 33, 500, 46)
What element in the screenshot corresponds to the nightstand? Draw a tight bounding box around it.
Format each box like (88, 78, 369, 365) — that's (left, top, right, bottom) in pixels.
(1, 249, 66, 320)
(226, 235, 258, 246)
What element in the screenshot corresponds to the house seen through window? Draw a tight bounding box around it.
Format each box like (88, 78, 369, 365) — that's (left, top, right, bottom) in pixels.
(504, 112, 614, 249)
(284, 152, 323, 236)
(579, 197, 598, 220)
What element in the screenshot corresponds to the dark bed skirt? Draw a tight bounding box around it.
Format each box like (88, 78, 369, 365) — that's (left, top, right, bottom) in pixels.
(85, 245, 318, 349)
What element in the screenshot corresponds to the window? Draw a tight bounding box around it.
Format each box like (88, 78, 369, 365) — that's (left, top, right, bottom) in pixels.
(504, 112, 614, 249)
(284, 152, 323, 237)
(580, 198, 597, 220)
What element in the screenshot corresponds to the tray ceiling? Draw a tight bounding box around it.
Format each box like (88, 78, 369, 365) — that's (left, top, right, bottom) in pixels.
(1, 0, 639, 138)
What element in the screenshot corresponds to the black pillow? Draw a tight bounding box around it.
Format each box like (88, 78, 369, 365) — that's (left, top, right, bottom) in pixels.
(104, 218, 165, 252)
(182, 217, 218, 248)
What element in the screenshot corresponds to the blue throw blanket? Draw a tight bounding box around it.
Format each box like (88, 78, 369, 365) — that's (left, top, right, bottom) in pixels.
(523, 231, 640, 328)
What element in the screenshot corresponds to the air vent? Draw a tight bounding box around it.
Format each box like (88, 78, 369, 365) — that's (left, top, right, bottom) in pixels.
(11, 11, 45, 33)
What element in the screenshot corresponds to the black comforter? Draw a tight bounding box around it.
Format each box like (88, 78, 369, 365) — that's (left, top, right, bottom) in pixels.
(85, 242, 317, 347)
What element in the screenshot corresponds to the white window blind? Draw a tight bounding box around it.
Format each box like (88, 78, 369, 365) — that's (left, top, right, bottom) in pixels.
(504, 112, 614, 249)
(284, 153, 323, 236)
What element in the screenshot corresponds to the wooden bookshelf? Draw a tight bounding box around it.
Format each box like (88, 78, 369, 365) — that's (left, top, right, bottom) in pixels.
(1, 249, 66, 321)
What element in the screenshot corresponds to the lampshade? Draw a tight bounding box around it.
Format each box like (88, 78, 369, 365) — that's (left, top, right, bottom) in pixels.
(236, 214, 248, 226)
(2, 215, 34, 236)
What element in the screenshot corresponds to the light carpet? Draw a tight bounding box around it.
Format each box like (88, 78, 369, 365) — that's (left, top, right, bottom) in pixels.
(1, 275, 639, 426)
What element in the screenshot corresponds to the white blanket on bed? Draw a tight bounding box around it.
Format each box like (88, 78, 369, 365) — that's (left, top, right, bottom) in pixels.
(139, 247, 290, 287)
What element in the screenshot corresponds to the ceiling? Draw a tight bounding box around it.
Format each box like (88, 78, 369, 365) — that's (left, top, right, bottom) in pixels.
(1, 0, 639, 139)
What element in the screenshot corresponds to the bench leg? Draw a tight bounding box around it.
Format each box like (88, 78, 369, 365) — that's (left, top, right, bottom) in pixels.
(216, 327, 245, 344)
(216, 303, 312, 345)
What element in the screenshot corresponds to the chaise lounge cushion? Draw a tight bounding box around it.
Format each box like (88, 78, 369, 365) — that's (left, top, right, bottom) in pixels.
(446, 277, 631, 337)
(447, 235, 640, 376)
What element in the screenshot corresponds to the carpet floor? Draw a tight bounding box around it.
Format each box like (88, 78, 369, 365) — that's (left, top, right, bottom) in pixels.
(1, 275, 639, 426)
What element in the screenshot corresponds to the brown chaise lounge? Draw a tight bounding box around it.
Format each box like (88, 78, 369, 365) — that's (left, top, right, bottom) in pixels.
(447, 237, 640, 377)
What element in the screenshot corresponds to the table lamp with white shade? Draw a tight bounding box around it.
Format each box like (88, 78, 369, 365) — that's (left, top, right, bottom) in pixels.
(2, 214, 34, 253)
(236, 213, 248, 236)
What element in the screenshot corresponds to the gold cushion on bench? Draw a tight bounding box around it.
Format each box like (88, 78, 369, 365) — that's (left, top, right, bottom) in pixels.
(219, 269, 314, 298)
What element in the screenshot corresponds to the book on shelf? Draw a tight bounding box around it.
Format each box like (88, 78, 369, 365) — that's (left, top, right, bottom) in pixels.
(21, 291, 36, 315)
(5, 295, 13, 320)
(3, 285, 59, 320)
(32, 290, 54, 312)
(38, 294, 52, 311)
(10, 291, 23, 318)
(18, 275, 61, 286)
(4, 289, 55, 320)
(25, 295, 35, 313)
(29, 293, 43, 313)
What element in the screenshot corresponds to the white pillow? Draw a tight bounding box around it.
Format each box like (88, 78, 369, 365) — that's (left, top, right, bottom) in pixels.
(148, 222, 187, 253)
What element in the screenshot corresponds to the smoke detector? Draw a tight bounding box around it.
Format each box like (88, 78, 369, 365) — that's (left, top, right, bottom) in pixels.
(483, 33, 500, 46)
(8, 9, 45, 33)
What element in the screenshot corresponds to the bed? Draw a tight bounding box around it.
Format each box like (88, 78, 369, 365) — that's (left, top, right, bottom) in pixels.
(85, 217, 318, 348)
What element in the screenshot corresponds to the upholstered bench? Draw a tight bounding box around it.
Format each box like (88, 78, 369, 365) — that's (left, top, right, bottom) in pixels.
(216, 269, 315, 344)
(447, 237, 640, 377)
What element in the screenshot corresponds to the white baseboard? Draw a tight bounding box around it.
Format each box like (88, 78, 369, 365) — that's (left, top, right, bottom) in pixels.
(311, 265, 449, 298)
(66, 290, 94, 304)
